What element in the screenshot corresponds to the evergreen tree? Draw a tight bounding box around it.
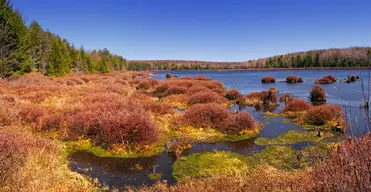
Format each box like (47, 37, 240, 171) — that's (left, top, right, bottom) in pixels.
(296, 55, 303, 68)
(47, 38, 71, 76)
(314, 53, 320, 67)
(0, 0, 31, 77)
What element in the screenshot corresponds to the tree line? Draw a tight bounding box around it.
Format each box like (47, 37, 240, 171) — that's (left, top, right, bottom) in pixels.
(0, 0, 126, 77)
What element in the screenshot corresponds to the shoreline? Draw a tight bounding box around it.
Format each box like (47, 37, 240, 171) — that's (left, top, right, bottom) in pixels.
(150, 67, 371, 73)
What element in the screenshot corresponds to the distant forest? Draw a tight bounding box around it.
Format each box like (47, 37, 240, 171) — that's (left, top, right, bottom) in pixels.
(1, 0, 371, 77)
(131, 47, 371, 70)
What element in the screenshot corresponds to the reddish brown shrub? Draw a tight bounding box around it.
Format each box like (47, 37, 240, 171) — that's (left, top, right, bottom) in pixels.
(80, 77, 91, 83)
(66, 102, 158, 145)
(311, 134, 371, 191)
(225, 89, 242, 100)
(286, 76, 303, 83)
(182, 103, 231, 130)
(305, 104, 342, 126)
(0, 130, 58, 185)
(261, 91, 277, 102)
(188, 91, 223, 105)
(101, 111, 158, 145)
(71, 78, 85, 85)
(0, 101, 17, 126)
(163, 86, 187, 96)
(245, 91, 277, 106)
(222, 112, 257, 134)
(282, 99, 311, 113)
(137, 79, 152, 90)
(261, 76, 276, 83)
(187, 85, 211, 95)
(196, 75, 211, 81)
(315, 75, 336, 84)
(310, 86, 326, 101)
(279, 93, 294, 103)
(144, 102, 173, 115)
(153, 83, 169, 95)
(66, 80, 77, 86)
(18, 104, 63, 131)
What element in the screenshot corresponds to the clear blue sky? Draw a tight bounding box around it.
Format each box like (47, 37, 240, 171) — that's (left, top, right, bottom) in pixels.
(11, 0, 371, 61)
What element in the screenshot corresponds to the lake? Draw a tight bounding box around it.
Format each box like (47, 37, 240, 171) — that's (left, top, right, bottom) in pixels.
(152, 69, 371, 136)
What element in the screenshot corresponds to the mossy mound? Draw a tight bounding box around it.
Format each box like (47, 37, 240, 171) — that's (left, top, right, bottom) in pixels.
(254, 130, 333, 146)
(172, 151, 249, 181)
(173, 146, 305, 181)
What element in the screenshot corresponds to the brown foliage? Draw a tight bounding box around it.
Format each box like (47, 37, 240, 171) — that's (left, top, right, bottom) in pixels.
(305, 104, 343, 126)
(225, 89, 242, 100)
(279, 93, 294, 103)
(143, 101, 173, 115)
(315, 75, 336, 84)
(261, 76, 276, 83)
(223, 112, 258, 134)
(311, 134, 371, 191)
(66, 97, 159, 145)
(182, 103, 231, 130)
(153, 83, 169, 96)
(0, 130, 58, 186)
(188, 91, 223, 105)
(282, 99, 312, 113)
(286, 75, 303, 83)
(163, 86, 188, 96)
(310, 85, 326, 101)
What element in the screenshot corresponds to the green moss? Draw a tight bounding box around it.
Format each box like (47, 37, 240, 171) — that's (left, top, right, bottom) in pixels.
(63, 139, 165, 158)
(253, 146, 300, 170)
(254, 130, 333, 146)
(262, 112, 282, 118)
(167, 126, 260, 143)
(301, 141, 342, 157)
(148, 173, 162, 181)
(172, 151, 249, 181)
(173, 146, 304, 181)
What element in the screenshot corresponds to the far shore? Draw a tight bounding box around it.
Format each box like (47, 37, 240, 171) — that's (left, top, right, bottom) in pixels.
(150, 67, 371, 73)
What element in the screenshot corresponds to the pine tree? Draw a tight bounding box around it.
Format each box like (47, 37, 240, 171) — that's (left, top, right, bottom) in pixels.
(0, 0, 32, 77)
(314, 53, 320, 67)
(47, 38, 70, 76)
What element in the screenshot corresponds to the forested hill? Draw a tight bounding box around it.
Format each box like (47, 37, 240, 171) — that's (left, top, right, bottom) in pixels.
(1, 0, 371, 78)
(0, 0, 126, 77)
(129, 47, 371, 70)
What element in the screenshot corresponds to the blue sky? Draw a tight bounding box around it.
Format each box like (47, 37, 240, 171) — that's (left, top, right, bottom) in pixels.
(11, 0, 371, 61)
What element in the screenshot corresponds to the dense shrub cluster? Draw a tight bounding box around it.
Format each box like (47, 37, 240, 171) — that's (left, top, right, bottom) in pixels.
(286, 75, 303, 83)
(163, 85, 188, 96)
(311, 134, 371, 191)
(279, 93, 294, 103)
(223, 112, 257, 134)
(261, 76, 276, 83)
(245, 91, 277, 106)
(282, 99, 312, 113)
(305, 104, 343, 126)
(188, 91, 223, 105)
(182, 103, 231, 130)
(314, 75, 336, 84)
(136, 79, 152, 90)
(310, 86, 326, 101)
(153, 83, 169, 96)
(143, 101, 173, 115)
(225, 89, 242, 100)
(182, 103, 257, 134)
(67, 102, 159, 145)
(0, 130, 58, 186)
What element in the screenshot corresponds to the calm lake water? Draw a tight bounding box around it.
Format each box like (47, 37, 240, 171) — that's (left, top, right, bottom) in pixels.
(152, 69, 371, 136)
(69, 69, 371, 189)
